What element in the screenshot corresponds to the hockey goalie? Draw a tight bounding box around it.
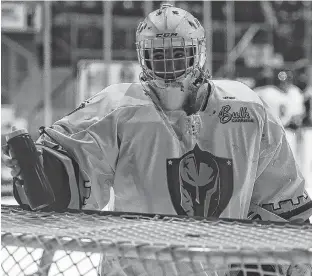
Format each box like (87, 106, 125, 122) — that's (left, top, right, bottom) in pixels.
(2, 3, 311, 276)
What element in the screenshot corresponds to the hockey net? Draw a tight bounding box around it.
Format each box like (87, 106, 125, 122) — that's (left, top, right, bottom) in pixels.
(1, 205, 312, 276)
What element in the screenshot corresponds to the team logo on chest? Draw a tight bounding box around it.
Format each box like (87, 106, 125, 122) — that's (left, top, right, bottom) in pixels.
(166, 144, 233, 217)
(218, 105, 254, 124)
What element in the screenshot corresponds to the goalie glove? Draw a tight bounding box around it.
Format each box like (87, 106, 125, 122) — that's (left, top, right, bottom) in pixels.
(12, 140, 89, 212)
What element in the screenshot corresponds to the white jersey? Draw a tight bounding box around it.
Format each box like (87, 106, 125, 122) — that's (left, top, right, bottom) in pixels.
(254, 85, 289, 126)
(254, 85, 305, 127)
(286, 84, 305, 118)
(41, 80, 311, 222)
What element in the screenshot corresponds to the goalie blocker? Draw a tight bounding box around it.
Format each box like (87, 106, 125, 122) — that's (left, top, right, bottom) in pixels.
(9, 129, 85, 212)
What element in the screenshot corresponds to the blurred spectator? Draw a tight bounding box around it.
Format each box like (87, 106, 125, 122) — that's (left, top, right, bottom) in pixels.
(254, 69, 305, 162)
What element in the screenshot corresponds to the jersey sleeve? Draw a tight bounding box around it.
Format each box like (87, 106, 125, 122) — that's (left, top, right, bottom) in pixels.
(38, 89, 122, 211)
(250, 101, 312, 222)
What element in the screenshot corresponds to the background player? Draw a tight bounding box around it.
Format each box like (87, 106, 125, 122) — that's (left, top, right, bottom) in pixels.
(254, 69, 306, 162)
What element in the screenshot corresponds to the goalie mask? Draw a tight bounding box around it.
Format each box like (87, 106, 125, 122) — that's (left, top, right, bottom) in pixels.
(136, 3, 207, 89)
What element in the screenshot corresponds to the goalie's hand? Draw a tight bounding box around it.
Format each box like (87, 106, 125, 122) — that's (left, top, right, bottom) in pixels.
(2, 145, 21, 178)
(2, 127, 22, 178)
(1, 126, 42, 179)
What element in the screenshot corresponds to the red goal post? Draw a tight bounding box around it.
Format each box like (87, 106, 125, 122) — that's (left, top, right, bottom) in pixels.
(1, 205, 312, 276)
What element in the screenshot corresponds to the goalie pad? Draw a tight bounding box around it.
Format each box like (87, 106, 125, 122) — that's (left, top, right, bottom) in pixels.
(13, 143, 85, 211)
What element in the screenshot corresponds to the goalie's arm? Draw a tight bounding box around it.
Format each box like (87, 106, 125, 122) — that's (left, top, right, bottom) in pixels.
(250, 102, 312, 223)
(5, 91, 120, 212)
(7, 120, 117, 212)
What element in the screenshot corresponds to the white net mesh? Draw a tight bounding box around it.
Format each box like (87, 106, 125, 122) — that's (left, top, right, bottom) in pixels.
(1, 205, 312, 276)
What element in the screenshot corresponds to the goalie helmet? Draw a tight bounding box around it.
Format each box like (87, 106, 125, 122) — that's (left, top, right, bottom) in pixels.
(136, 3, 207, 89)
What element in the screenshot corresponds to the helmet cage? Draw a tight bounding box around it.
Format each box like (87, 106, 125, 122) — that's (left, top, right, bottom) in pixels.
(136, 37, 206, 84)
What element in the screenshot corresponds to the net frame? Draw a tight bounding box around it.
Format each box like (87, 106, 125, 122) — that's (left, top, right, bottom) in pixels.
(2, 205, 312, 276)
